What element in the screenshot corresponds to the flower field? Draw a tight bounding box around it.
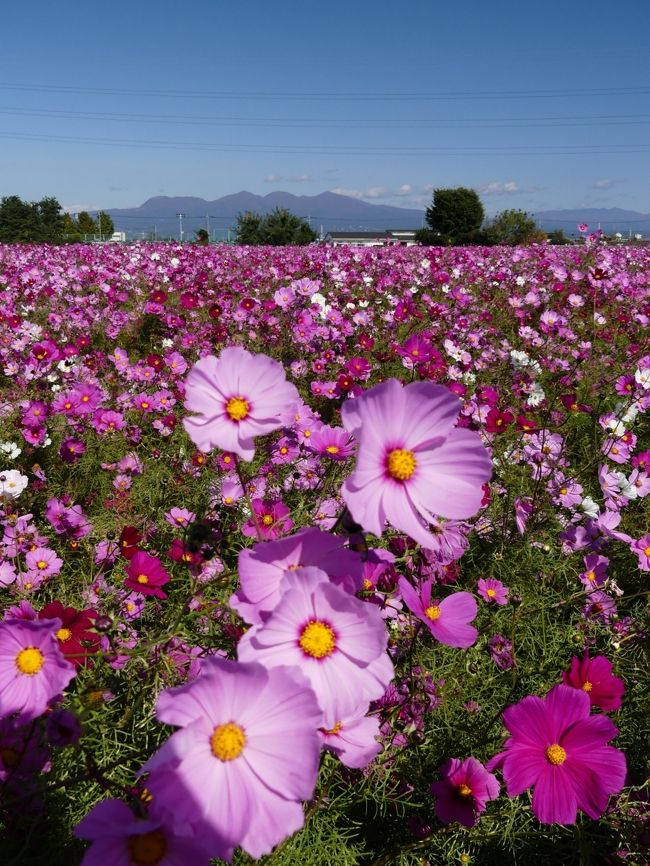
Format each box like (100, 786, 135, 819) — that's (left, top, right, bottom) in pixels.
(0, 238, 648, 866)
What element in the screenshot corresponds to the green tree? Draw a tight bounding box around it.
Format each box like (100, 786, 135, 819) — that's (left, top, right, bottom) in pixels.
(95, 211, 114, 240)
(0, 195, 39, 243)
(77, 211, 97, 240)
(547, 228, 571, 245)
(423, 187, 485, 245)
(484, 209, 545, 245)
(35, 196, 65, 243)
(234, 208, 317, 245)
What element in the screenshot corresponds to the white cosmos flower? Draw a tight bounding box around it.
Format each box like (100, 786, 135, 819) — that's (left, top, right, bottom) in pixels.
(580, 496, 600, 519)
(0, 470, 28, 499)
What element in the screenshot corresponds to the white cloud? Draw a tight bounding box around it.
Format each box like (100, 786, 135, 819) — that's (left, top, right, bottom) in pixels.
(330, 187, 365, 199)
(264, 174, 283, 183)
(592, 178, 625, 190)
(480, 181, 521, 196)
(287, 174, 312, 183)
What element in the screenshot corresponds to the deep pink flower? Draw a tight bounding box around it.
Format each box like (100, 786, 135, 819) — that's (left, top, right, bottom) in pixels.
(241, 498, 293, 540)
(487, 684, 626, 824)
(183, 347, 299, 461)
(561, 652, 624, 712)
(398, 577, 478, 648)
(237, 567, 393, 722)
(630, 534, 650, 571)
(341, 380, 491, 549)
(75, 798, 212, 866)
(0, 619, 76, 722)
(477, 578, 509, 605)
(430, 757, 500, 827)
(124, 551, 170, 599)
(142, 657, 322, 861)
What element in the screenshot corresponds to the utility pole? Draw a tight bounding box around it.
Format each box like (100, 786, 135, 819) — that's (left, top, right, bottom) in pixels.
(206, 213, 211, 242)
(97, 212, 102, 242)
(176, 213, 186, 242)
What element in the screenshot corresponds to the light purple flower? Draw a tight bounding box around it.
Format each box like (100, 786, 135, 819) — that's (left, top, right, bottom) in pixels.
(142, 657, 322, 861)
(0, 619, 76, 722)
(183, 347, 299, 461)
(398, 577, 478, 648)
(341, 380, 491, 549)
(477, 578, 509, 605)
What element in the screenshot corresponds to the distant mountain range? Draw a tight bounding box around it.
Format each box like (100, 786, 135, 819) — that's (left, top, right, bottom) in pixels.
(98, 193, 650, 240)
(103, 191, 425, 240)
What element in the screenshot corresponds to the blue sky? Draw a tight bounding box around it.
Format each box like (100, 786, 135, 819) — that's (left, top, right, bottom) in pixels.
(1, 0, 649, 217)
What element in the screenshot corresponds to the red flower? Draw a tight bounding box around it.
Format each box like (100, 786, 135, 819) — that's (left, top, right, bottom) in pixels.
(485, 408, 514, 433)
(38, 601, 99, 668)
(124, 551, 170, 599)
(119, 526, 142, 561)
(516, 415, 537, 433)
(561, 652, 624, 712)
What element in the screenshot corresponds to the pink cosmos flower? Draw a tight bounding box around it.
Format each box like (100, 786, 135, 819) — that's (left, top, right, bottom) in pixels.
(319, 701, 382, 769)
(561, 652, 625, 712)
(487, 684, 626, 824)
(341, 380, 491, 549)
(0, 619, 76, 722)
(241, 498, 293, 541)
(142, 657, 322, 861)
(75, 798, 212, 866)
(124, 551, 171, 599)
(230, 527, 364, 625)
(183, 347, 299, 461)
(237, 567, 393, 721)
(477, 577, 509, 605)
(398, 577, 478, 648)
(430, 757, 500, 828)
(630, 534, 650, 571)
(579, 554, 609, 589)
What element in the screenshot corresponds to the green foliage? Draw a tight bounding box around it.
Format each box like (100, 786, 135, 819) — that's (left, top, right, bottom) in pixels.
(424, 188, 485, 245)
(484, 209, 546, 246)
(234, 208, 317, 245)
(0, 194, 66, 243)
(547, 228, 572, 245)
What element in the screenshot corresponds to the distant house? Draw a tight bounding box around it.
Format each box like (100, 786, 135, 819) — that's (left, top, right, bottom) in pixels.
(325, 229, 418, 247)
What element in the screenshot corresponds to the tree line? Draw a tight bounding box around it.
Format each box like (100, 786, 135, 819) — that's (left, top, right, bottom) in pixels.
(0, 195, 114, 244)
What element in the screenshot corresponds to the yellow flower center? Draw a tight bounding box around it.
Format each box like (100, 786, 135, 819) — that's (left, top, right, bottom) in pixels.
(456, 783, 473, 799)
(136, 574, 149, 584)
(299, 620, 336, 659)
(644, 546, 650, 556)
(559, 487, 568, 495)
(586, 570, 596, 582)
(15, 647, 45, 676)
(36, 560, 48, 570)
(387, 449, 417, 481)
(545, 743, 567, 765)
(326, 445, 340, 454)
(486, 588, 497, 598)
(424, 605, 441, 621)
(56, 627, 73, 642)
(127, 829, 168, 865)
(582, 680, 593, 692)
(226, 396, 250, 422)
(262, 514, 274, 526)
(210, 722, 246, 761)
(362, 578, 373, 590)
(323, 721, 343, 735)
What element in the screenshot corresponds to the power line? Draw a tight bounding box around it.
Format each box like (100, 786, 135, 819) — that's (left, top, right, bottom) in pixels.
(0, 81, 648, 101)
(0, 105, 649, 130)
(1, 130, 649, 156)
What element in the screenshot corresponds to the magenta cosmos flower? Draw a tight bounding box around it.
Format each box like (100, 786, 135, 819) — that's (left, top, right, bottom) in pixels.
(237, 566, 393, 722)
(398, 577, 478, 648)
(487, 684, 627, 824)
(430, 757, 500, 828)
(142, 657, 322, 861)
(124, 551, 170, 599)
(183, 347, 299, 461)
(341, 380, 492, 549)
(561, 652, 624, 712)
(76, 798, 212, 866)
(230, 527, 365, 625)
(477, 577, 509, 605)
(0, 619, 76, 722)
